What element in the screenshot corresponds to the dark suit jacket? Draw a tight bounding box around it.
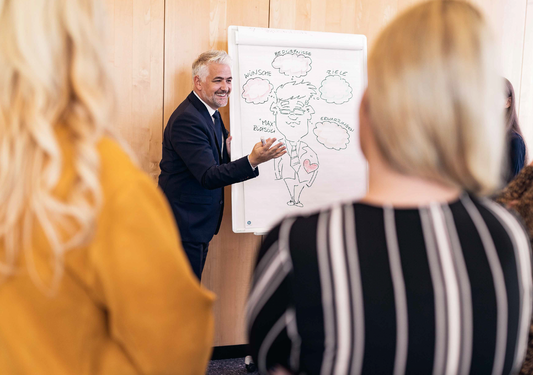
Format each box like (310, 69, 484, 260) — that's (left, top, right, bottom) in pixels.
(158, 92, 259, 243)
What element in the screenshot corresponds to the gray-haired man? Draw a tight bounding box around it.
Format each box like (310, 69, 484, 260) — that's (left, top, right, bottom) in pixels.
(158, 50, 285, 279)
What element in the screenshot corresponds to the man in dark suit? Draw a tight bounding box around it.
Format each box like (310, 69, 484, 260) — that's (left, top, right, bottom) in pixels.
(159, 50, 285, 280)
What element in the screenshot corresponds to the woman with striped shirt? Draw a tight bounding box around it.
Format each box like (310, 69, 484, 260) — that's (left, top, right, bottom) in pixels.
(247, 2, 533, 374)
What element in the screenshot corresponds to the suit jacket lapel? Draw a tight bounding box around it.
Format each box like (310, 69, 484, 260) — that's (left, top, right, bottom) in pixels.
(219, 116, 230, 163)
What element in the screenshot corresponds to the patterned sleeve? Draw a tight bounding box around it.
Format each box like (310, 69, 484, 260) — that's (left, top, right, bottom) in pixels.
(497, 166, 533, 203)
(496, 166, 533, 239)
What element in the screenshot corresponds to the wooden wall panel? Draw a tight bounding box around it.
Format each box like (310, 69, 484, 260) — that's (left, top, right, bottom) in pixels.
(353, 0, 399, 48)
(164, 0, 269, 347)
(163, 0, 210, 125)
(270, 0, 357, 33)
(103, 0, 165, 180)
(164, 0, 270, 123)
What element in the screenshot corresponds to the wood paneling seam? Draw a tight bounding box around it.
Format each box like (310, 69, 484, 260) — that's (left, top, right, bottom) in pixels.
(268, 0, 272, 28)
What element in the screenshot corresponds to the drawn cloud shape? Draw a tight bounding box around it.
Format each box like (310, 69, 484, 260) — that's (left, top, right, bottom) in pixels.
(241, 77, 273, 105)
(272, 54, 312, 78)
(319, 75, 353, 104)
(314, 121, 350, 150)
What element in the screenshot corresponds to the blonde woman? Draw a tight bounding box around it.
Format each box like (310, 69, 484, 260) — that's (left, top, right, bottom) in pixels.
(0, 0, 213, 374)
(247, 1, 532, 374)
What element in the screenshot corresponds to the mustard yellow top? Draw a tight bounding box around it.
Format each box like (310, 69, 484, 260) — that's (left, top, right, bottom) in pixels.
(0, 132, 215, 374)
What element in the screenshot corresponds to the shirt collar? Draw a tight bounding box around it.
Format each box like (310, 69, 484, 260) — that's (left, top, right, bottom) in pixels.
(193, 91, 217, 118)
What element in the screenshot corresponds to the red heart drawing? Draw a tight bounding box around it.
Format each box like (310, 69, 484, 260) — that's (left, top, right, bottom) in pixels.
(303, 159, 318, 173)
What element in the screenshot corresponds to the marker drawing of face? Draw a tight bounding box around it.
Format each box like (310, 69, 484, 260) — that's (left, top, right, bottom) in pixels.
(270, 81, 317, 142)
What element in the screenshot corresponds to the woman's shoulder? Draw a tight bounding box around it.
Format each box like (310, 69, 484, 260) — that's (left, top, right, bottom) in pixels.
(510, 130, 525, 141)
(460, 195, 530, 247)
(268, 201, 368, 244)
(273, 195, 527, 239)
(97, 136, 135, 171)
(97, 136, 152, 197)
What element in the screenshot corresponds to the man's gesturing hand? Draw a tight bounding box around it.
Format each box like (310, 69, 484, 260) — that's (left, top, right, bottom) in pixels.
(248, 138, 286, 168)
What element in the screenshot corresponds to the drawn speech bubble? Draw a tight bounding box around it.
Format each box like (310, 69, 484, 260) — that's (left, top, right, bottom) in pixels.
(314, 121, 350, 150)
(319, 75, 353, 104)
(241, 77, 273, 105)
(272, 54, 312, 78)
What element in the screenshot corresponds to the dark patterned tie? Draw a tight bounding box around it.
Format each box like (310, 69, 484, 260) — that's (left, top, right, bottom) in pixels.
(212, 111, 223, 157)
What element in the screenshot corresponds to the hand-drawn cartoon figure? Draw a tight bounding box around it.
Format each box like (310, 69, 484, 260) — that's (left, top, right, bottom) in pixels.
(270, 81, 319, 207)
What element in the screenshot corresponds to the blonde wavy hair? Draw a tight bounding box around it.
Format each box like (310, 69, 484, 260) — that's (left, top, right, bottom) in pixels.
(0, 0, 116, 291)
(367, 0, 503, 195)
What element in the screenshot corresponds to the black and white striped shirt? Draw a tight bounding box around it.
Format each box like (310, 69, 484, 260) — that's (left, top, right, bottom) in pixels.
(247, 194, 533, 375)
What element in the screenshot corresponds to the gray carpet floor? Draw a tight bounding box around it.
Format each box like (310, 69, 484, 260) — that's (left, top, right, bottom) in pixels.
(207, 357, 259, 374)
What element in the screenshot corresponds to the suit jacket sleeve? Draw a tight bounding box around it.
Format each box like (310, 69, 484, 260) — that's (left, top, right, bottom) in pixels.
(171, 113, 258, 190)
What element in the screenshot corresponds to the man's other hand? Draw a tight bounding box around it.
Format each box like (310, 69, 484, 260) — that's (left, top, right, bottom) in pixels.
(226, 135, 232, 158)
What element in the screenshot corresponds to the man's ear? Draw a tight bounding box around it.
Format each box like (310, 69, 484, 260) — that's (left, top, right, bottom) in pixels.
(193, 75, 202, 91)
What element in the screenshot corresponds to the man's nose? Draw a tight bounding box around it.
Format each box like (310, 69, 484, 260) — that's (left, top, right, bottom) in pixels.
(288, 114, 298, 120)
